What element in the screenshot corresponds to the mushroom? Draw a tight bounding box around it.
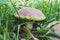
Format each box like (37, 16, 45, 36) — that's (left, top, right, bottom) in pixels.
(46, 21, 60, 40)
(46, 21, 60, 33)
(53, 24, 60, 40)
(14, 7, 46, 40)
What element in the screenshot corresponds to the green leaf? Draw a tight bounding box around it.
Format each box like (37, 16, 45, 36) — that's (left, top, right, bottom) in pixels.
(0, 34, 3, 40)
(47, 32, 60, 38)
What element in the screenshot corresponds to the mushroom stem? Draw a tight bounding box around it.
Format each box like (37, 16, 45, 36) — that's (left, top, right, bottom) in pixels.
(26, 22, 33, 30)
(23, 25, 39, 40)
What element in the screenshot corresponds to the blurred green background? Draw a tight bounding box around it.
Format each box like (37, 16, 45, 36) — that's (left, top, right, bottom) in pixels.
(0, 0, 60, 40)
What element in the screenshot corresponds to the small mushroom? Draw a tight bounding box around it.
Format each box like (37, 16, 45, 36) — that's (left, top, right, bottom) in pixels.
(53, 24, 60, 34)
(46, 21, 60, 40)
(53, 24, 60, 40)
(14, 7, 46, 40)
(46, 21, 60, 33)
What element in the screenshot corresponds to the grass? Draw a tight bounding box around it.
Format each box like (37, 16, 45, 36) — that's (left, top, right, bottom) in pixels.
(0, 0, 60, 40)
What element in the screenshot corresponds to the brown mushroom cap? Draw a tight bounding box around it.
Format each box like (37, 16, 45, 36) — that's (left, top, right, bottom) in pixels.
(54, 38, 60, 40)
(53, 24, 60, 40)
(53, 24, 60, 34)
(14, 7, 46, 21)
